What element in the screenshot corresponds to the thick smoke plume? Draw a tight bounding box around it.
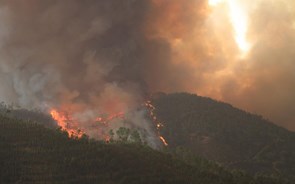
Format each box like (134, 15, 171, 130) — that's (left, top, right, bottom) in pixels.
(145, 0, 295, 131)
(0, 0, 295, 133)
(0, 0, 160, 145)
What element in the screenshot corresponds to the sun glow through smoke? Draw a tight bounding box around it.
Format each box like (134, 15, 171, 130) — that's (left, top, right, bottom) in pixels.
(209, 0, 251, 56)
(208, 0, 222, 6)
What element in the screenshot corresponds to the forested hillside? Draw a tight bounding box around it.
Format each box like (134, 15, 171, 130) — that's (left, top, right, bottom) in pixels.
(0, 114, 291, 184)
(152, 93, 295, 180)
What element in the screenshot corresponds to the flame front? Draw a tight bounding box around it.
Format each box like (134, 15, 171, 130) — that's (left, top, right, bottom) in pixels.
(159, 136, 168, 146)
(50, 109, 85, 138)
(50, 100, 166, 147)
(145, 100, 168, 146)
(50, 109, 125, 141)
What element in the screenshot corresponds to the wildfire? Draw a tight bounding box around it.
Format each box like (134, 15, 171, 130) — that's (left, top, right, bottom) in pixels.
(50, 101, 167, 147)
(159, 136, 168, 146)
(95, 112, 125, 125)
(50, 109, 84, 138)
(145, 100, 168, 146)
(50, 109, 125, 139)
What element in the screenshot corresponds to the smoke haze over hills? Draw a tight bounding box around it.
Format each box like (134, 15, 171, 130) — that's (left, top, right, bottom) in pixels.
(0, 0, 295, 130)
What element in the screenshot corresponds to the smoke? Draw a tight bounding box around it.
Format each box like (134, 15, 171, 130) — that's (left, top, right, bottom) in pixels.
(229, 0, 295, 130)
(0, 0, 159, 145)
(209, 0, 295, 131)
(144, 0, 295, 131)
(0, 0, 148, 110)
(0, 0, 294, 135)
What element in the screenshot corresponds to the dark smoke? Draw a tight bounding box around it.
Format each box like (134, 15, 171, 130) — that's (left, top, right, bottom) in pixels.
(0, 0, 295, 132)
(0, 0, 151, 113)
(0, 0, 163, 146)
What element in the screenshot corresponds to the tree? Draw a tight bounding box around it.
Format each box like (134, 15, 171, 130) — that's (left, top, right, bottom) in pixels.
(116, 127, 130, 142)
(129, 130, 142, 144)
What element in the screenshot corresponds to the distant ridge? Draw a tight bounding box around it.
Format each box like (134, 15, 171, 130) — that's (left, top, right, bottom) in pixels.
(152, 93, 295, 179)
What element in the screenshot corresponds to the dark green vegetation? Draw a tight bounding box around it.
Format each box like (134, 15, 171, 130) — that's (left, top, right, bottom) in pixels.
(0, 102, 56, 128)
(152, 93, 295, 181)
(0, 115, 290, 184)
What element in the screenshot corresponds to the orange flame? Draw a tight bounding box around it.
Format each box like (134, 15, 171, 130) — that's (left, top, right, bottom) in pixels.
(145, 100, 169, 146)
(50, 101, 167, 146)
(159, 136, 168, 146)
(50, 109, 125, 140)
(50, 109, 84, 138)
(95, 112, 125, 125)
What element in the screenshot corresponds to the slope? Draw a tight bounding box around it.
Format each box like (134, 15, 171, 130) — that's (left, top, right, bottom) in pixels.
(152, 93, 295, 179)
(0, 115, 251, 184)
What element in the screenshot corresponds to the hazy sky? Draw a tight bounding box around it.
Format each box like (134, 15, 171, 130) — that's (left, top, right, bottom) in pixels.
(146, 0, 295, 131)
(0, 0, 294, 131)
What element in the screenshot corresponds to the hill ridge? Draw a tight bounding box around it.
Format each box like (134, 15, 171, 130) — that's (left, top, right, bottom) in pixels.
(152, 92, 295, 179)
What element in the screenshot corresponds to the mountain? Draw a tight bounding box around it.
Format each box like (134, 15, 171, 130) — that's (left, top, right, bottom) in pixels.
(0, 114, 290, 184)
(152, 93, 295, 180)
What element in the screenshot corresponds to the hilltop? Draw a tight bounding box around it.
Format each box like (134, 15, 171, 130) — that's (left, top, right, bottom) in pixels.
(152, 93, 295, 180)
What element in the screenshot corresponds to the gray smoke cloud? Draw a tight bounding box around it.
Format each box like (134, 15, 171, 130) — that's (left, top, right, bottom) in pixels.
(0, 0, 149, 111)
(142, 0, 295, 131)
(0, 0, 294, 135)
(0, 0, 163, 146)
